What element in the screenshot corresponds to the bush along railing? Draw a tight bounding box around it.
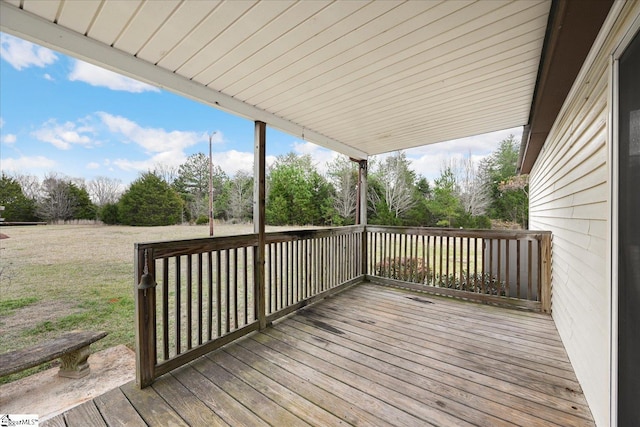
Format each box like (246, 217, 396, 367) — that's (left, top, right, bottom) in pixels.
(134, 226, 365, 387)
(366, 226, 552, 312)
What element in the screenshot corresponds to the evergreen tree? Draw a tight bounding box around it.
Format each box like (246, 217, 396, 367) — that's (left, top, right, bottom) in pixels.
(0, 174, 38, 221)
(481, 135, 528, 227)
(429, 167, 462, 227)
(266, 153, 335, 225)
(173, 153, 228, 222)
(119, 172, 183, 226)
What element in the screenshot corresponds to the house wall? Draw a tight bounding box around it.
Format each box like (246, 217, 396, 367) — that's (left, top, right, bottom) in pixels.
(528, 2, 640, 426)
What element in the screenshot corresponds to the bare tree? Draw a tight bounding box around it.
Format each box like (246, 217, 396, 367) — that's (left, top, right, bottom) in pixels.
(372, 151, 416, 218)
(228, 170, 253, 222)
(11, 173, 42, 200)
(326, 155, 358, 221)
(87, 176, 123, 206)
(152, 163, 179, 185)
(441, 154, 490, 216)
(459, 155, 490, 216)
(37, 173, 75, 221)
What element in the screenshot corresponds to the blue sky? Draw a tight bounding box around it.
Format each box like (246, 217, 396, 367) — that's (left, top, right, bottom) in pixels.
(0, 32, 521, 186)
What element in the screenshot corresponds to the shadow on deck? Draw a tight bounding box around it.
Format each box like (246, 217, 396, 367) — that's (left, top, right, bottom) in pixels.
(43, 283, 594, 426)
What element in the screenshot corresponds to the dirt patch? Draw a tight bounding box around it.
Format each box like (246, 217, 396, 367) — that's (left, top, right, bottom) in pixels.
(0, 300, 79, 343)
(0, 233, 9, 239)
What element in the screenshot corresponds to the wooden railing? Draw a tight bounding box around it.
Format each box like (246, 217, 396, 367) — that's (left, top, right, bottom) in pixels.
(366, 226, 552, 312)
(134, 226, 364, 387)
(135, 225, 551, 387)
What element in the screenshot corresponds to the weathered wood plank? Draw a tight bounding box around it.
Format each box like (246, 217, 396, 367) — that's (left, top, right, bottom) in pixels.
(51, 282, 595, 427)
(172, 364, 270, 427)
(350, 285, 560, 343)
(297, 305, 584, 403)
(191, 354, 310, 426)
(151, 373, 229, 426)
(225, 343, 396, 427)
(210, 348, 347, 426)
(93, 387, 146, 427)
(63, 401, 106, 427)
(258, 327, 518, 427)
(355, 286, 565, 346)
(325, 290, 577, 380)
(240, 335, 435, 427)
(120, 382, 188, 426)
(41, 414, 66, 427)
(285, 313, 593, 426)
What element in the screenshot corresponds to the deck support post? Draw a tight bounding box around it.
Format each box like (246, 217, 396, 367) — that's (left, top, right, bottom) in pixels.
(254, 121, 267, 329)
(540, 233, 552, 313)
(357, 159, 368, 275)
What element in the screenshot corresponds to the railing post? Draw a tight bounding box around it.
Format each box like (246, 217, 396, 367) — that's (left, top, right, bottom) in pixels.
(135, 246, 156, 388)
(540, 233, 552, 313)
(254, 121, 267, 329)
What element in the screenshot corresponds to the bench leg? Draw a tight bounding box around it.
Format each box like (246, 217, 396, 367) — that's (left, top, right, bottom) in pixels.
(58, 346, 92, 378)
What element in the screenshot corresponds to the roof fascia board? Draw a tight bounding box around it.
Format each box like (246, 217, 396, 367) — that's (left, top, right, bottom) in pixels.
(518, 0, 615, 174)
(0, 2, 368, 160)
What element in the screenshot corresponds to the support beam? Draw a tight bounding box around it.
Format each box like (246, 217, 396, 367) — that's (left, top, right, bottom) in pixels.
(358, 160, 368, 226)
(253, 121, 267, 329)
(358, 160, 368, 275)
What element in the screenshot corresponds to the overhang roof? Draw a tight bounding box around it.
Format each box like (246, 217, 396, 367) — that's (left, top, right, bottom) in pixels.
(0, 0, 580, 162)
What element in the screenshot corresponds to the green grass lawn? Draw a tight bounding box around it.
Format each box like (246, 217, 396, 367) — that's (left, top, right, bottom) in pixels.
(0, 223, 262, 383)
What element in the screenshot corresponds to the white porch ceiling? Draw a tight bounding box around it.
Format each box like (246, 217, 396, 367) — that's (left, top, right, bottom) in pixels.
(0, 0, 551, 160)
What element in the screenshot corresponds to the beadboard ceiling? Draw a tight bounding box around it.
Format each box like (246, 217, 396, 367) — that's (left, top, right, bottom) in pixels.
(1, 0, 552, 160)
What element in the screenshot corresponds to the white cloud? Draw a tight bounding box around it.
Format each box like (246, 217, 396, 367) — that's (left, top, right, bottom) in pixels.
(209, 149, 277, 176)
(98, 112, 208, 152)
(97, 113, 230, 176)
(32, 119, 96, 150)
(1, 155, 56, 173)
(113, 149, 187, 173)
(2, 133, 17, 144)
(292, 140, 338, 174)
(86, 162, 100, 170)
(43, 73, 54, 81)
(0, 33, 58, 70)
(69, 60, 159, 93)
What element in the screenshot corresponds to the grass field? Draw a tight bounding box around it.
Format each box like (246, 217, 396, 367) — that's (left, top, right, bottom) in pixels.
(0, 223, 274, 383)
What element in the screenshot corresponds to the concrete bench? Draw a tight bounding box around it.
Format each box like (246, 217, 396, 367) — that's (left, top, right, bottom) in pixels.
(0, 331, 107, 379)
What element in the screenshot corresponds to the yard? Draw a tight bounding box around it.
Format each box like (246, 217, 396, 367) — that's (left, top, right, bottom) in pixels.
(0, 223, 264, 383)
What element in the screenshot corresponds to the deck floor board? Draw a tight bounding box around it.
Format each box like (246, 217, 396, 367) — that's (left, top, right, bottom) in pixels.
(45, 283, 595, 427)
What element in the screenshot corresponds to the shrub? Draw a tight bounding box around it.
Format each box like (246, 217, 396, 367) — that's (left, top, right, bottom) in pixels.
(374, 256, 505, 296)
(100, 203, 120, 224)
(195, 215, 209, 225)
(118, 172, 183, 226)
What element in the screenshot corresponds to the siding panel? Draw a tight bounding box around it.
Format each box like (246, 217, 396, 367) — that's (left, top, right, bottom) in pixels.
(529, 3, 640, 425)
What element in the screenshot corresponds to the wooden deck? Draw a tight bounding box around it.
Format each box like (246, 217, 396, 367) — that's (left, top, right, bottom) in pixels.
(43, 283, 594, 426)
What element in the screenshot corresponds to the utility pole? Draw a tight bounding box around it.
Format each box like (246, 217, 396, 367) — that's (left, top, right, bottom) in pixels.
(209, 132, 216, 237)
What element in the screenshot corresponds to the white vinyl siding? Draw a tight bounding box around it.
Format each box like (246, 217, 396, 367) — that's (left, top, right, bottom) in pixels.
(529, 2, 640, 425)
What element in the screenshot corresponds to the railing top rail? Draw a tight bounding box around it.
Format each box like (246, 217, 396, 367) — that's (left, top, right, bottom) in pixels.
(136, 233, 259, 259)
(135, 225, 366, 259)
(265, 225, 364, 243)
(366, 225, 551, 240)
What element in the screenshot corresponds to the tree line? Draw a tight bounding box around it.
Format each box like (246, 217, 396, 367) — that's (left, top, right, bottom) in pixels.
(0, 135, 528, 228)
